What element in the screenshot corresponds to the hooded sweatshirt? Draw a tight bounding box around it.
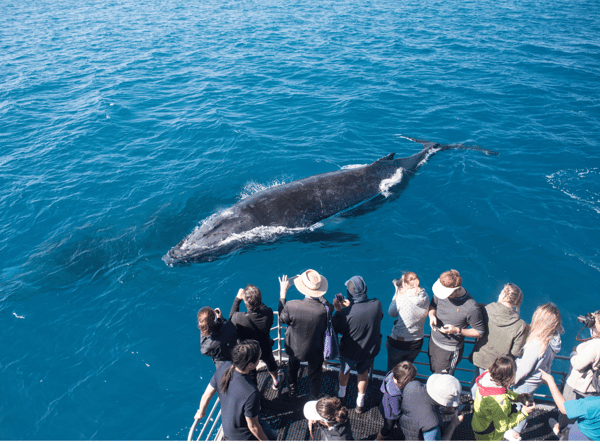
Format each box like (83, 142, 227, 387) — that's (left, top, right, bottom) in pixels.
(514, 333, 562, 390)
(472, 371, 528, 441)
(379, 371, 404, 420)
(471, 302, 527, 370)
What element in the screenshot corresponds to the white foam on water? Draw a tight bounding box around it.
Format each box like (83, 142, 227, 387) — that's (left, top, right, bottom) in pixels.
(379, 167, 405, 197)
(13, 313, 25, 319)
(546, 168, 600, 214)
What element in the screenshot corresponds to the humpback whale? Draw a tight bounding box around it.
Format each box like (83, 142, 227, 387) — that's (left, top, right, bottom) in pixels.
(163, 137, 498, 265)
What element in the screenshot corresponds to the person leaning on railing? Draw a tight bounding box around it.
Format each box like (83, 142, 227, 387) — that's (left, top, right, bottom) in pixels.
(505, 302, 563, 441)
(469, 283, 526, 398)
(427, 269, 486, 376)
(387, 271, 430, 371)
(554, 311, 600, 437)
(197, 306, 238, 370)
(228, 284, 283, 390)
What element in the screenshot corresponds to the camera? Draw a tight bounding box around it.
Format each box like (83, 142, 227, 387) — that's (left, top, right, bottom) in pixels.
(335, 293, 344, 303)
(393, 279, 403, 288)
(578, 313, 596, 329)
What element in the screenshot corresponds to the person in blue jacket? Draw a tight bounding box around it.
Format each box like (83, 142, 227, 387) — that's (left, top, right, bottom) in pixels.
(541, 370, 600, 441)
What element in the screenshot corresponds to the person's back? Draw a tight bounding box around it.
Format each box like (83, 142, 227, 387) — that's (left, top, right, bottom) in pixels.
(279, 270, 332, 399)
(471, 284, 526, 372)
(280, 296, 329, 360)
(211, 361, 260, 440)
(400, 380, 440, 440)
(198, 307, 238, 367)
(334, 297, 383, 362)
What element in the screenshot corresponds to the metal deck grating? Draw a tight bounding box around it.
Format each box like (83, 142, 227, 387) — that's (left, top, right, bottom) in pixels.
(249, 364, 560, 441)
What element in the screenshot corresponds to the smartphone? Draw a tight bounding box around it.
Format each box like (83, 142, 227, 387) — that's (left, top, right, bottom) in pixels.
(335, 293, 344, 303)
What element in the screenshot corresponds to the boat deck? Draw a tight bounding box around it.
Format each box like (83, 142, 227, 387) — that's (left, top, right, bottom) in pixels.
(248, 363, 560, 441)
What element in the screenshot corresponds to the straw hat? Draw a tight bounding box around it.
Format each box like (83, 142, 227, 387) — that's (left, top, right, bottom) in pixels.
(294, 269, 328, 298)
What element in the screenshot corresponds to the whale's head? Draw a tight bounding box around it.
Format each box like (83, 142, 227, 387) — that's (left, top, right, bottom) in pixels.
(163, 208, 254, 265)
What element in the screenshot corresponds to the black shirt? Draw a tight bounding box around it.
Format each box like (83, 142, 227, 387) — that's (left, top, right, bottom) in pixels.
(332, 298, 383, 362)
(200, 318, 238, 364)
(229, 299, 274, 353)
(210, 362, 261, 441)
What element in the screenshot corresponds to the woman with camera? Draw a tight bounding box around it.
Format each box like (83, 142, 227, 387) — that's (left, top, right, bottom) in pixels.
(198, 306, 238, 370)
(504, 302, 563, 441)
(386, 271, 429, 371)
(553, 311, 600, 437)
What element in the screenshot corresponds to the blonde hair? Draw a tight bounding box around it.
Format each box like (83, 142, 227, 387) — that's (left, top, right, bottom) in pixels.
(526, 302, 562, 355)
(499, 283, 523, 308)
(396, 271, 423, 297)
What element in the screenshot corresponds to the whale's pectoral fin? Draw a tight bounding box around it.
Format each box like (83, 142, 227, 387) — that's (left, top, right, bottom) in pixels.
(442, 143, 499, 156)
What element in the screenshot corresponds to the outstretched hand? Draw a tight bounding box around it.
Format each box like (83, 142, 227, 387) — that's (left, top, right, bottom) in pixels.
(236, 288, 245, 300)
(279, 275, 291, 298)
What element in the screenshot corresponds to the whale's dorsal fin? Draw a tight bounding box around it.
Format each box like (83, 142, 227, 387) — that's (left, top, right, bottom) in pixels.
(376, 153, 395, 162)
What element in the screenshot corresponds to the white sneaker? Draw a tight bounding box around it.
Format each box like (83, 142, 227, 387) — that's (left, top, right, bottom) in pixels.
(504, 430, 521, 441)
(548, 418, 560, 437)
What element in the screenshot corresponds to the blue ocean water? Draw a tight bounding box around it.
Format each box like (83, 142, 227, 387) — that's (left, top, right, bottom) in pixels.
(1, 0, 599, 439)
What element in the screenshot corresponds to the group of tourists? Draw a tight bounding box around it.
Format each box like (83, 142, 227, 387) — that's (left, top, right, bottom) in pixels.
(193, 268, 600, 441)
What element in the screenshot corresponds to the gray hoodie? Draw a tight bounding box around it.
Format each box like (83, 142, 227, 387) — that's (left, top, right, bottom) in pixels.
(470, 302, 527, 370)
(514, 333, 562, 389)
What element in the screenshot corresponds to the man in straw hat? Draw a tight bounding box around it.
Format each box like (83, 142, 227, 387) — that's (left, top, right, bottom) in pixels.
(279, 269, 334, 400)
(427, 269, 485, 375)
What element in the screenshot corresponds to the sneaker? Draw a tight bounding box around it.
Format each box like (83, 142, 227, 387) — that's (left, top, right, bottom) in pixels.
(503, 430, 521, 441)
(355, 404, 367, 414)
(548, 418, 560, 437)
(272, 372, 284, 391)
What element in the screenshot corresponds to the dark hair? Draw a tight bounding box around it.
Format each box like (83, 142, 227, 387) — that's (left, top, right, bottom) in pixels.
(220, 339, 261, 392)
(197, 307, 217, 336)
(392, 361, 417, 390)
(244, 284, 262, 312)
(488, 355, 517, 389)
(316, 396, 348, 425)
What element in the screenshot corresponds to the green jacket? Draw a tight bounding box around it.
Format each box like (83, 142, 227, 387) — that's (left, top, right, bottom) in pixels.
(471, 371, 528, 441)
(470, 302, 527, 370)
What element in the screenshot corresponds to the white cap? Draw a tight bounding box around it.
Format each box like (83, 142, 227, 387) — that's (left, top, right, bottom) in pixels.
(303, 400, 326, 422)
(432, 279, 460, 300)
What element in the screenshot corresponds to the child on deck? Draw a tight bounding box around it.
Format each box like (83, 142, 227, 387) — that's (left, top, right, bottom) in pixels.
(376, 361, 417, 440)
(472, 355, 535, 441)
